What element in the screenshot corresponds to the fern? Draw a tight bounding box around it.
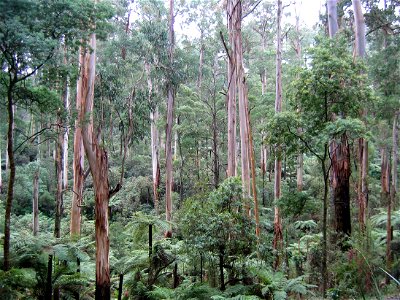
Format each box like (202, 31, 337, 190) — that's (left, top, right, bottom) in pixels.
(147, 285, 174, 300)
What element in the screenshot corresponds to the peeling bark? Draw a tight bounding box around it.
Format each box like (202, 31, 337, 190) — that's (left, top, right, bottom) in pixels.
(70, 47, 85, 237)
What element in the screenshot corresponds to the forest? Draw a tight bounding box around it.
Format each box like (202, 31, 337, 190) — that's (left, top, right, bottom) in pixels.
(0, 0, 399, 299)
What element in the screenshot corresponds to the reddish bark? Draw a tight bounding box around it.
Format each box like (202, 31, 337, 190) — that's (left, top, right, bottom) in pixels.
(331, 137, 352, 236)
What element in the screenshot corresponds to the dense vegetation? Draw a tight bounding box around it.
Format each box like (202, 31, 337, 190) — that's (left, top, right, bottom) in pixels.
(0, 0, 399, 299)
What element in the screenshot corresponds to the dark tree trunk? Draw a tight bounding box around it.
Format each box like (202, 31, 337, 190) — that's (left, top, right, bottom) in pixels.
(118, 274, 123, 300)
(331, 135, 352, 237)
(45, 255, 53, 300)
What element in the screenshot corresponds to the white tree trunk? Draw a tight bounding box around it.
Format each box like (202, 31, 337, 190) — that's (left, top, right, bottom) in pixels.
(227, 0, 237, 177)
(327, 0, 339, 37)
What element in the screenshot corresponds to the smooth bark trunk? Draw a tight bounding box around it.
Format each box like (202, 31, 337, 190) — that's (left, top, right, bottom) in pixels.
(146, 63, 160, 214)
(327, 0, 339, 37)
(62, 45, 70, 190)
(352, 0, 368, 231)
(165, 0, 175, 236)
(227, 0, 237, 177)
(54, 113, 64, 238)
(273, 0, 283, 267)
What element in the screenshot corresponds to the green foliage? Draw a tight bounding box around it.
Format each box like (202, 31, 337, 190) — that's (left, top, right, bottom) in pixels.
(0, 268, 37, 299)
(250, 267, 315, 300)
(179, 177, 255, 257)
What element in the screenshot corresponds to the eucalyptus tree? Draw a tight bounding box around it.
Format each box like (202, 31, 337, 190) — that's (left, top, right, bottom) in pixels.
(352, 0, 368, 232)
(282, 36, 372, 294)
(326, 0, 353, 238)
(365, 0, 400, 279)
(0, 0, 108, 271)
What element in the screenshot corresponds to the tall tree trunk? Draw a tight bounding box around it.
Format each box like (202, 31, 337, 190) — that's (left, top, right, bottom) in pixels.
(79, 29, 111, 299)
(352, 0, 368, 231)
(70, 47, 85, 237)
(392, 111, 398, 203)
(227, 0, 237, 177)
(273, 0, 283, 268)
(197, 32, 204, 90)
(54, 112, 64, 238)
(4, 81, 16, 271)
(294, 5, 304, 192)
(381, 146, 391, 283)
(327, 0, 339, 38)
(33, 169, 39, 236)
(327, 0, 352, 238)
(165, 0, 175, 237)
(62, 44, 70, 190)
(331, 136, 352, 236)
(146, 63, 160, 214)
(150, 108, 160, 213)
(0, 143, 2, 194)
(212, 109, 220, 188)
(232, 0, 251, 212)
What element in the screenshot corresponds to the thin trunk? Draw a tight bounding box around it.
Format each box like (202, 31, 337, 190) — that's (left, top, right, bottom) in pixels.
(45, 255, 53, 300)
(294, 7, 304, 192)
(70, 47, 85, 237)
(54, 113, 63, 238)
(273, 0, 283, 267)
(62, 45, 70, 190)
(227, 0, 237, 177)
(5, 139, 9, 171)
(219, 247, 225, 291)
(212, 110, 219, 188)
(321, 145, 329, 297)
(352, 0, 368, 231)
(381, 147, 391, 283)
(149, 224, 153, 258)
(249, 123, 260, 237)
(146, 63, 160, 214)
(261, 144, 268, 206)
(392, 111, 398, 202)
(150, 108, 160, 213)
(0, 145, 2, 194)
(33, 169, 39, 236)
(197, 33, 204, 90)
(4, 81, 16, 271)
(118, 274, 123, 300)
(165, 0, 175, 237)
